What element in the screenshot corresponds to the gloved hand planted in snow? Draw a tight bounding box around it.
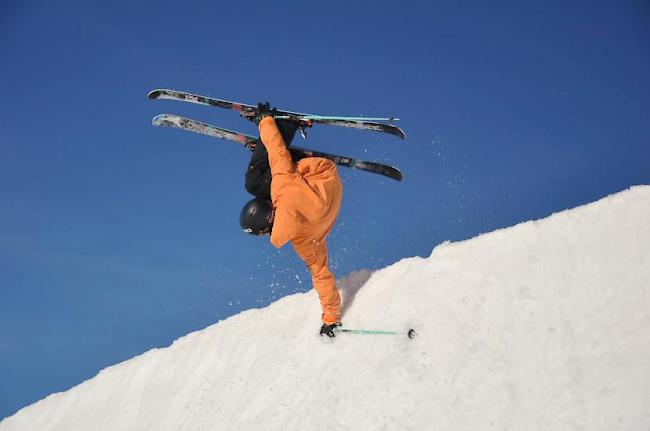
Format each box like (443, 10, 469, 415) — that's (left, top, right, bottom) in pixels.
(320, 322, 342, 338)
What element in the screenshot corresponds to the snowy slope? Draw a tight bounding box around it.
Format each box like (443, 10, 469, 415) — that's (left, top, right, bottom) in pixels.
(2, 186, 649, 431)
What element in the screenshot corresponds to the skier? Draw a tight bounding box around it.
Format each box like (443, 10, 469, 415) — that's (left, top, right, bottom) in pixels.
(240, 107, 343, 338)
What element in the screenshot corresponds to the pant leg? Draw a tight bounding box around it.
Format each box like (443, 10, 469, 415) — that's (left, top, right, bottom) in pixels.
(245, 140, 272, 200)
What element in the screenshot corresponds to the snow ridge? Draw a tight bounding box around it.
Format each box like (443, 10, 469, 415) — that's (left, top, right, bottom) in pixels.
(2, 186, 649, 431)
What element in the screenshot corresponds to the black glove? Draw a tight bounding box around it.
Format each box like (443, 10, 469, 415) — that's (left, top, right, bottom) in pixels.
(251, 102, 277, 125)
(320, 322, 342, 338)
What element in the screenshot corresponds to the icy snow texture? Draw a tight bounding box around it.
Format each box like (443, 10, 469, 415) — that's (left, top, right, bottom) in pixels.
(2, 186, 649, 431)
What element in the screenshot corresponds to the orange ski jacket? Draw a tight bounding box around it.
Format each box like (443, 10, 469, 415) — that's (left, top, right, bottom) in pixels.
(258, 116, 343, 324)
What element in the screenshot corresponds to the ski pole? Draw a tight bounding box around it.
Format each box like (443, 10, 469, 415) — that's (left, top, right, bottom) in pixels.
(335, 328, 417, 339)
(275, 115, 400, 122)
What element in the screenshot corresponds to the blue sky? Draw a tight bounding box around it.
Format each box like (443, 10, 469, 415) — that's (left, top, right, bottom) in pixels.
(1, 0, 649, 419)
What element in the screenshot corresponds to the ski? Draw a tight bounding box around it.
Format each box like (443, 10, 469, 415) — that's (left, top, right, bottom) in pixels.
(152, 113, 256, 150)
(288, 147, 402, 182)
(148, 88, 406, 139)
(152, 114, 403, 181)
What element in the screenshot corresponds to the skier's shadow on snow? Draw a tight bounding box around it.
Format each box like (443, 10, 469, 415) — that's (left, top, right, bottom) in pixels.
(337, 270, 373, 317)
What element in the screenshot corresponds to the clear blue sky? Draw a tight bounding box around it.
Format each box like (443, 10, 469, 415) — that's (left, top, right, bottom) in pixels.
(1, 0, 649, 419)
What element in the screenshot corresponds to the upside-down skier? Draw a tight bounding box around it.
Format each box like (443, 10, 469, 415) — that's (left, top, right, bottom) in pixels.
(239, 106, 343, 338)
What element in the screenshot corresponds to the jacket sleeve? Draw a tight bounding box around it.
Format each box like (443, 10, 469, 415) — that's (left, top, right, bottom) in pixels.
(260, 116, 308, 248)
(258, 116, 294, 176)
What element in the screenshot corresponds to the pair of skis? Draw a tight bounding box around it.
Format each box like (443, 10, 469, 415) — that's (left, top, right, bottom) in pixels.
(148, 89, 404, 181)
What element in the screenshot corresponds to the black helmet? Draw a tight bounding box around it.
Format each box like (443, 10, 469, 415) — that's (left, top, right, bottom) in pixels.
(240, 198, 274, 235)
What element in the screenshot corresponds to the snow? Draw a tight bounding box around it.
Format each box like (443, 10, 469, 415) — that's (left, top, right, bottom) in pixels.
(2, 186, 650, 431)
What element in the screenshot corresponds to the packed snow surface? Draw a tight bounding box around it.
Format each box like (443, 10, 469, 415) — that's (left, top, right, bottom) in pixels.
(2, 186, 649, 430)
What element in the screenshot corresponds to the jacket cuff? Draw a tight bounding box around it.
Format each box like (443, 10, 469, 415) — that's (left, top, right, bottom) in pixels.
(259, 116, 276, 130)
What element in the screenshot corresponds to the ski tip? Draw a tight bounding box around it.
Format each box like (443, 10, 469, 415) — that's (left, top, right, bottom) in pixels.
(381, 165, 403, 181)
(151, 113, 171, 125)
(147, 89, 165, 99)
(407, 329, 417, 339)
(394, 126, 406, 140)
